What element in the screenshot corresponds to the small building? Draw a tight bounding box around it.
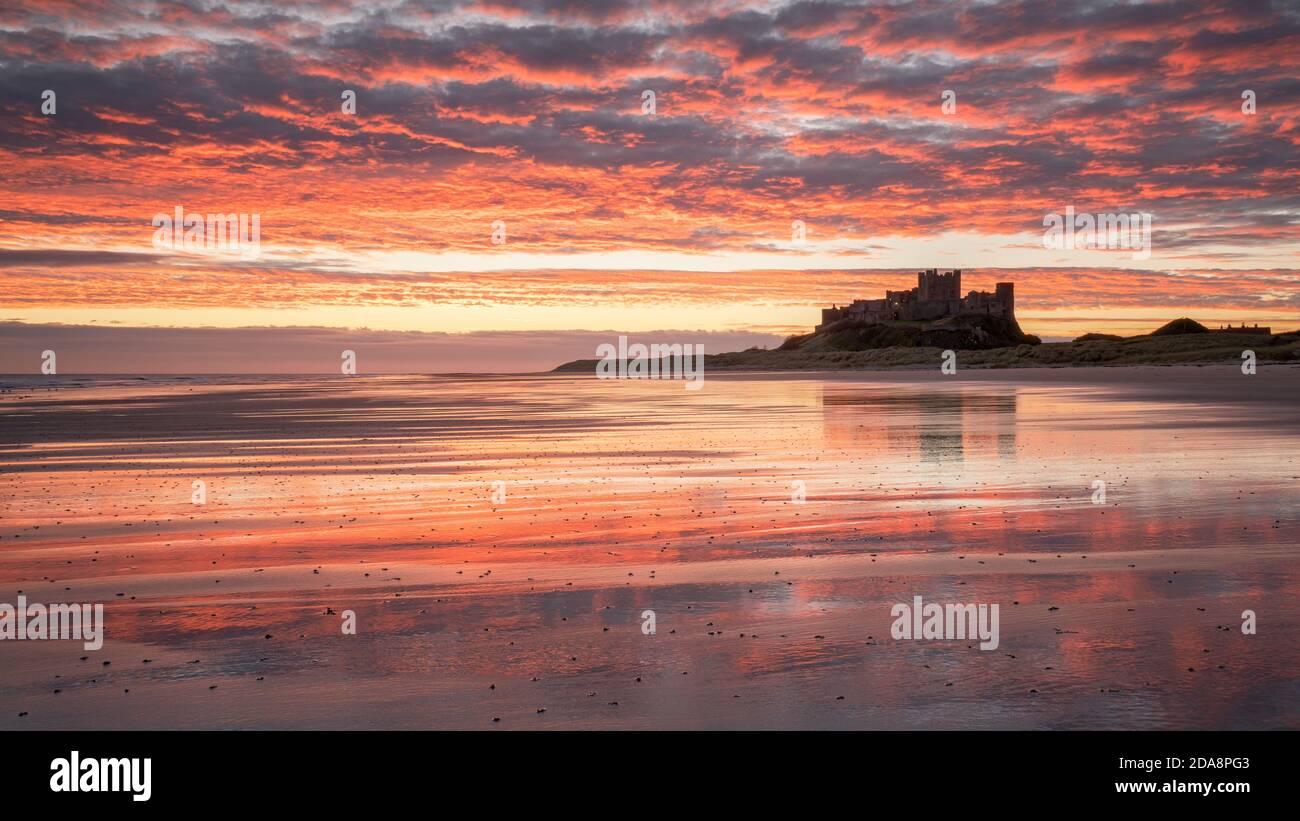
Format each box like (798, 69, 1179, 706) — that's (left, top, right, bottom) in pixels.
(1214, 323, 1271, 335)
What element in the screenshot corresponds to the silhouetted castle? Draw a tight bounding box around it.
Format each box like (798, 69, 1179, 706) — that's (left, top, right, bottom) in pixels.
(816, 269, 1014, 331)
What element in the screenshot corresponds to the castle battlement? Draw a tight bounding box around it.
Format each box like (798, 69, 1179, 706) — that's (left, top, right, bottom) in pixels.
(816, 269, 1014, 331)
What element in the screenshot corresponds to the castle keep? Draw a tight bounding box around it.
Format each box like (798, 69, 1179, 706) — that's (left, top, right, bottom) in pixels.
(816, 269, 1015, 331)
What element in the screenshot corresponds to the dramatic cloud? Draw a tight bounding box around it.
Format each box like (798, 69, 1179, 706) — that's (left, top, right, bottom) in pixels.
(1, 0, 1297, 364)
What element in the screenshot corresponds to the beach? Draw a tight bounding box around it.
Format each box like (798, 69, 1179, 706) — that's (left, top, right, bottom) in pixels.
(1, 367, 1297, 729)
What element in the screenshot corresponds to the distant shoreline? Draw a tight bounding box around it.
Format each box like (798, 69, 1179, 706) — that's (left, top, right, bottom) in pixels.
(555, 325, 1300, 373)
(4, 359, 1300, 381)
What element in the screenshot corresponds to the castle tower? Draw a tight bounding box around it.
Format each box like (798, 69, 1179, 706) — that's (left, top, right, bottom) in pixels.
(918, 268, 961, 301)
(995, 282, 1014, 317)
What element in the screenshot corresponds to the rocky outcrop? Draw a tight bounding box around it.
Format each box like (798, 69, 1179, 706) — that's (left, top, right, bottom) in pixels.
(780, 313, 1040, 353)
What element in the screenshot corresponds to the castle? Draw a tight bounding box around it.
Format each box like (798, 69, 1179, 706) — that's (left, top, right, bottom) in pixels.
(816, 269, 1014, 331)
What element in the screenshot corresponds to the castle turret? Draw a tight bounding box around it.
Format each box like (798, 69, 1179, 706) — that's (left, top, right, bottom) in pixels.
(995, 282, 1014, 318)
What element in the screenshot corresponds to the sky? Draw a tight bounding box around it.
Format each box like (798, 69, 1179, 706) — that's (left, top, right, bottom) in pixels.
(1, 0, 1298, 372)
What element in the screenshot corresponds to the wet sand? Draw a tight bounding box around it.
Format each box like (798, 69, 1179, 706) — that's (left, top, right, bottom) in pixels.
(1, 366, 1297, 729)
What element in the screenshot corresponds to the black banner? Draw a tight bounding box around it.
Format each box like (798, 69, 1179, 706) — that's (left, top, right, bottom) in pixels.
(12, 730, 1284, 809)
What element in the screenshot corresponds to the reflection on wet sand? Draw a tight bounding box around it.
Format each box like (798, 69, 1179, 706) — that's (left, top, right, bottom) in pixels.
(823, 388, 1020, 462)
(0, 368, 1296, 729)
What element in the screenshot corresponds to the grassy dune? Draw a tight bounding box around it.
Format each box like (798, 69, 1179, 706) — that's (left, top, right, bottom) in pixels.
(701, 330, 1298, 371)
(554, 327, 1299, 372)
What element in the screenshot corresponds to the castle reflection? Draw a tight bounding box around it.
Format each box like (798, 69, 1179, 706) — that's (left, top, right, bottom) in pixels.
(821, 387, 1020, 463)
